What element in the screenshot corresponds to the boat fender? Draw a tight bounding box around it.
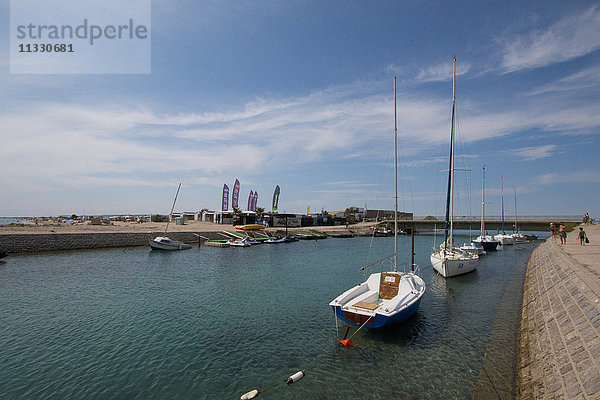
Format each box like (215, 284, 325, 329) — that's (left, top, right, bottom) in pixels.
(240, 389, 259, 399)
(286, 370, 305, 384)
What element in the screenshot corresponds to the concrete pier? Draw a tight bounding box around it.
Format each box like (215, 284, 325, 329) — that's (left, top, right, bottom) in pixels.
(517, 224, 600, 399)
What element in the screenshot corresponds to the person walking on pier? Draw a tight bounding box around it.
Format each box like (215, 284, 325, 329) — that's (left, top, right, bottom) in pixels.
(578, 227, 587, 246)
(550, 222, 557, 238)
(559, 222, 567, 244)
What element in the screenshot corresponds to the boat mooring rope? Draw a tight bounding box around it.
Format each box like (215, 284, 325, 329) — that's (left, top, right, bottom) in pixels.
(346, 316, 373, 342)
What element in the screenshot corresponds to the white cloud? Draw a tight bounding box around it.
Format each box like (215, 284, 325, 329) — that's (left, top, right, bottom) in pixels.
(529, 65, 600, 95)
(2, 72, 600, 215)
(502, 6, 600, 72)
(537, 171, 600, 185)
(513, 144, 556, 161)
(415, 61, 471, 83)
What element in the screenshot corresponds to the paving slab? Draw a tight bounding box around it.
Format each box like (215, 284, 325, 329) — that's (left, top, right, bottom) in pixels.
(517, 224, 600, 400)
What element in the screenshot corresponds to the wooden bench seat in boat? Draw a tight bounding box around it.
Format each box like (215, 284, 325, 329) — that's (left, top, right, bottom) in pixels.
(352, 301, 379, 310)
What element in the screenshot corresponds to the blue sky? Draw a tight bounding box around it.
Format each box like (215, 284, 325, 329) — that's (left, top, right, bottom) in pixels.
(1, 1, 599, 218)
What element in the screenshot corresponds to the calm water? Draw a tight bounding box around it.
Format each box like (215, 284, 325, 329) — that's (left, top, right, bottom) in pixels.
(0, 233, 544, 399)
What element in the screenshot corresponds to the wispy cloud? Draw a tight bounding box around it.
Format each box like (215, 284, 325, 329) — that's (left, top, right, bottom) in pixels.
(513, 144, 557, 161)
(528, 65, 600, 95)
(538, 171, 600, 185)
(415, 61, 471, 83)
(501, 6, 600, 72)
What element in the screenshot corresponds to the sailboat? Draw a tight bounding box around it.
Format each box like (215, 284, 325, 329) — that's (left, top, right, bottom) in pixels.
(149, 183, 192, 251)
(493, 177, 515, 245)
(329, 77, 425, 330)
(472, 165, 499, 251)
(430, 57, 479, 278)
(511, 189, 527, 243)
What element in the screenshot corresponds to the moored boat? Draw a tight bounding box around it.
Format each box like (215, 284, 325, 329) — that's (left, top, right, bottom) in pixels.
(493, 177, 515, 245)
(472, 166, 498, 251)
(149, 236, 192, 250)
(430, 57, 479, 278)
(228, 238, 251, 247)
(150, 183, 192, 251)
(330, 77, 425, 330)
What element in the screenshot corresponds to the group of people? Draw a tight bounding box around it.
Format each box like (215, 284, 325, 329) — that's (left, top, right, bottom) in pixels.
(550, 222, 589, 246)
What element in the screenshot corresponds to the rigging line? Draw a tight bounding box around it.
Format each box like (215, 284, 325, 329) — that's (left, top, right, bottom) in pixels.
(334, 309, 339, 338)
(347, 315, 374, 341)
(454, 103, 474, 219)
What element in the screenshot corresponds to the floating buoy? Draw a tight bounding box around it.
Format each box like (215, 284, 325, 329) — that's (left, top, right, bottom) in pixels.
(286, 370, 305, 384)
(240, 389, 259, 399)
(338, 339, 355, 347)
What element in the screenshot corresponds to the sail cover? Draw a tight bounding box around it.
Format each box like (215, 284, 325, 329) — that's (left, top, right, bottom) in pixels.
(222, 184, 229, 212)
(272, 185, 280, 212)
(232, 179, 240, 209)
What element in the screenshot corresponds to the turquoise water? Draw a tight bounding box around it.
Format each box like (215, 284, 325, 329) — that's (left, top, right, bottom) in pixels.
(0, 234, 543, 399)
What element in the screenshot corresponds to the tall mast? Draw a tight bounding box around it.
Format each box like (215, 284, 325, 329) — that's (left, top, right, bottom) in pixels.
(501, 176, 505, 234)
(394, 76, 398, 272)
(481, 165, 485, 237)
(514, 189, 518, 233)
(443, 57, 456, 250)
(450, 57, 456, 245)
(165, 182, 181, 234)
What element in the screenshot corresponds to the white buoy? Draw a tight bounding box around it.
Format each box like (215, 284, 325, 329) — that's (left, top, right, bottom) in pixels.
(286, 370, 305, 384)
(240, 389, 259, 399)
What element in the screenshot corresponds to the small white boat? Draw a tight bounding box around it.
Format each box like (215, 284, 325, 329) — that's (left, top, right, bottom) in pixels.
(150, 183, 192, 251)
(460, 243, 485, 256)
(473, 166, 499, 252)
(431, 243, 479, 277)
(472, 235, 499, 251)
(494, 233, 515, 245)
(228, 238, 251, 247)
(264, 236, 286, 244)
(330, 266, 425, 328)
(510, 190, 527, 243)
(494, 177, 515, 245)
(149, 236, 192, 251)
(511, 233, 528, 243)
(244, 237, 261, 245)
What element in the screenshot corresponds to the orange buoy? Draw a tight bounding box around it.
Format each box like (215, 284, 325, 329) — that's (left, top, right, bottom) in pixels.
(338, 339, 355, 347)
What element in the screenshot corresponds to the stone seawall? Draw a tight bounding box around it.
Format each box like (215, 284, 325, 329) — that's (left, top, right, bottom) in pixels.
(517, 237, 600, 399)
(0, 232, 204, 253)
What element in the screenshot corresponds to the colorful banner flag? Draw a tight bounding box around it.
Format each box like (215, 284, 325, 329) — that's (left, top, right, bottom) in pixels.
(272, 185, 280, 212)
(252, 191, 258, 211)
(222, 184, 229, 212)
(247, 190, 253, 211)
(232, 179, 240, 209)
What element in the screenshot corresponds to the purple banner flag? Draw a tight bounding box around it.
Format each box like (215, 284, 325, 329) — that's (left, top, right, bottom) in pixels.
(272, 185, 280, 212)
(247, 190, 254, 211)
(232, 179, 240, 209)
(222, 184, 229, 212)
(252, 191, 258, 211)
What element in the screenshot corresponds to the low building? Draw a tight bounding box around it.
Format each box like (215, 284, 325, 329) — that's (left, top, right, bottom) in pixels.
(365, 210, 413, 221)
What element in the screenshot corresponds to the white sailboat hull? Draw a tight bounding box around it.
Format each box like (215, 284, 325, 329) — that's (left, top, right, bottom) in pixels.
(149, 237, 192, 251)
(493, 234, 515, 245)
(430, 250, 478, 278)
